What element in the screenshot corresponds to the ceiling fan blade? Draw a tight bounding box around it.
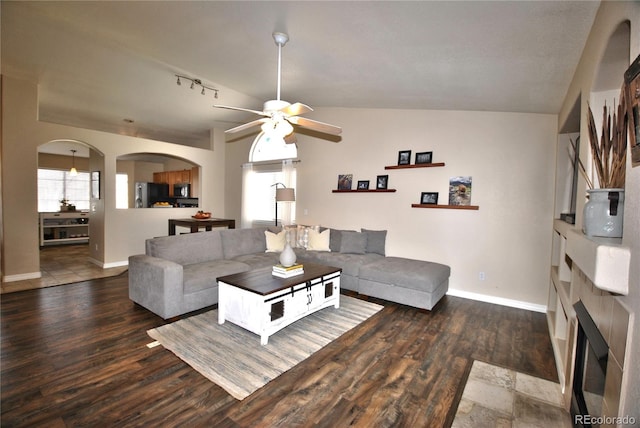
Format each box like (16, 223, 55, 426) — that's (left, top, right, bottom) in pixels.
(287, 116, 342, 135)
(224, 118, 267, 134)
(214, 104, 267, 116)
(279, 102, 313, 117)
(284, 133, 297, 144)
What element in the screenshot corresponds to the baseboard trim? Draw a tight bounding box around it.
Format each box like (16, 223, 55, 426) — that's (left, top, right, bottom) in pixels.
(88, 258, 129, 269)
(3, 271, 42, 283)
(447, 288, 547, 313)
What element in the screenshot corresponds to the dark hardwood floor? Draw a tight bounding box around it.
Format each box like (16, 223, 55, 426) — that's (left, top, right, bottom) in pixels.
(0, 273, 557, 427)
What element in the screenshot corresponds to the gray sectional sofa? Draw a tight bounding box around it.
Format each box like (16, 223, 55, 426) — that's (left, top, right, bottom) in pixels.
(128, 226, 450, 319)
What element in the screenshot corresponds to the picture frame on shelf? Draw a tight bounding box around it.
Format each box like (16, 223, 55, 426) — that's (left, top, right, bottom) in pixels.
(420, 192, 438, 205)
(357, 180, 370, 190)
(337, 174, 353, 190)
(624, 53, 640, 166)
(449, 176, 472, 206)
(91, 171, 100, 199)
(397, 150, 412, 165)
(376, 175, 389, 190)
(415, 151, 433, 164)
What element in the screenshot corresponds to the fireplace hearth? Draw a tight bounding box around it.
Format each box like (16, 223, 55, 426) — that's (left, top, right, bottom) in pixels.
(571, 300, 609, 427)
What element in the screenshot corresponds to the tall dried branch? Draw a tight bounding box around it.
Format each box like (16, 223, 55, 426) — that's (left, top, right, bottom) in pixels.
(586, 86, 627, 189)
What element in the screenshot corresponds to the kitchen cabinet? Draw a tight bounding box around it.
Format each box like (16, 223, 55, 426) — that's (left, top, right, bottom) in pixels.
(153, 169, 192, 196)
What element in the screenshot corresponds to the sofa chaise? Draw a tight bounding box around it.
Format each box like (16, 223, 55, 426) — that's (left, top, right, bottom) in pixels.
(128, 226, 450, 319)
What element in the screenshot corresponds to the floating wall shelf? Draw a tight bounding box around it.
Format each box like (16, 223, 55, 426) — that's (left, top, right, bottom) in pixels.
(385, 162, 445, 170)
(332, 189, 397, 193)
(411, 204, 479, 210)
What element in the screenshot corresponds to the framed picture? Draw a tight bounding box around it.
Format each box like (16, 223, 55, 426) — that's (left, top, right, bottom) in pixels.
(624, 53, 640, 166)
(357, 180, 370, 190)
(397, 150, 412, 165)
(91, 171, 100, 199)
(376, 175, 389, 190)
(449, 176, 472, 206)
(337, 174, 353, 190)
(420, 192, 439, 204)
(415, 151, 433, 164)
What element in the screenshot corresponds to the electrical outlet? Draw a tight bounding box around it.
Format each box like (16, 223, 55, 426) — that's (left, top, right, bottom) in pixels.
(479, 271, 486, 281)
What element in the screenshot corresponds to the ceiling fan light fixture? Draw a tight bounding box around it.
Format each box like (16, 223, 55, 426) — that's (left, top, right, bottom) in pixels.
(261, 119, 293, 137)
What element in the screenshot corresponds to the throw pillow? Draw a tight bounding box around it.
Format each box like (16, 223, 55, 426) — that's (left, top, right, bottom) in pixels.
(330, 229, 355, 252)
(339, 231, 367, 254)
(296, 225, 320, 249)
(265, 229, 286, 252)
(307, 228, 331, 252)
(362, 228, 387, 256)
(283, 225, 298, 247)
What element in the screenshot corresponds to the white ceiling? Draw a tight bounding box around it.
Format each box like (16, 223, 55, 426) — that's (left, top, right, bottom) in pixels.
(2, 1, 600, 153)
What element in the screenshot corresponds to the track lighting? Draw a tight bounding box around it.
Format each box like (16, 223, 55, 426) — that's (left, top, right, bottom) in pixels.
(175, 74, 219, 99)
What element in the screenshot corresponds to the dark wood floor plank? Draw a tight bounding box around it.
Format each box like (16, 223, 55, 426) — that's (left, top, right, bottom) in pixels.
(1, 273, 557, 427)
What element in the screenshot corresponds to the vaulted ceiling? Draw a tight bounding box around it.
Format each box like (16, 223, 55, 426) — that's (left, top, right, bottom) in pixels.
(2, 1, 600, 150)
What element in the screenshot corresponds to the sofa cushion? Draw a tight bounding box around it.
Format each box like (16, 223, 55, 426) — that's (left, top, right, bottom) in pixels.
(359, 257, 450, 293)
(307, 228, 331, 251)
(339, 231, 367, 254)
(221, 227, 267, 259)
(232, 252, 281, 270)
(361, 228, 387, 256)
(183, 259, 249, 294)
(299, 251, 383, 277)
(146, 230, 224, 266)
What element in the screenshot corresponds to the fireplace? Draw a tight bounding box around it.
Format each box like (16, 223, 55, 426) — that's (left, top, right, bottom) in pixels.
(571, 300, 609, 427)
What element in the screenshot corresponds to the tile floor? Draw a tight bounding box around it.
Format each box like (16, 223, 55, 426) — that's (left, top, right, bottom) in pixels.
(452, 360, 572, 428)
(1, 244, 127, 294)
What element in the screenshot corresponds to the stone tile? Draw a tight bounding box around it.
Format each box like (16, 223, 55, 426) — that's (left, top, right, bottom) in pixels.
(452, 399, 512, 428)
(513, 393, 572, 428)
(469, 360, 516, 390)
(461, 378, 513, 415)
(515, 372, 564, 407)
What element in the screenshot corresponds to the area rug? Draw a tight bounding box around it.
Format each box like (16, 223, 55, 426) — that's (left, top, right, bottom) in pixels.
(147, 295, 383, 400)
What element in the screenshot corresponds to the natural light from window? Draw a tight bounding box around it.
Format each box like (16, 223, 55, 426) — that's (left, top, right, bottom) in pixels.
(116, 173, 129, 209)
(37, 169, 90, 212)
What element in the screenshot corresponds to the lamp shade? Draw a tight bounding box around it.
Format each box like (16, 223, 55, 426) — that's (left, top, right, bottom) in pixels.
(275, 187, 295, 202)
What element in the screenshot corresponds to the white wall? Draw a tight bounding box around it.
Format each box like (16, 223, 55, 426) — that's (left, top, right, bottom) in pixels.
(1, 76, 227, 277)
(226, 107, 557, 309)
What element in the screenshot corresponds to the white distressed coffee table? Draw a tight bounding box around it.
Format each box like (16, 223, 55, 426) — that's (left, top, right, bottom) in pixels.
(217, 262, 341, 345)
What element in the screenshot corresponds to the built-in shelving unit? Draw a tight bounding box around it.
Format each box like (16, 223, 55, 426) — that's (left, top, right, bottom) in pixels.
(332, 189, 397, 193)
(39, 212, 90, 246)
(411, 204, 479, 210)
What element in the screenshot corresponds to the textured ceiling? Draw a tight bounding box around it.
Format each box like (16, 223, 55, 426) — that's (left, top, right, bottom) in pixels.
(2, 1, 600, 150)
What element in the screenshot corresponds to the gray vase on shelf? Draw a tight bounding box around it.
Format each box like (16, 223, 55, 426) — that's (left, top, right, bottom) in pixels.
(583, 188, 624, 238)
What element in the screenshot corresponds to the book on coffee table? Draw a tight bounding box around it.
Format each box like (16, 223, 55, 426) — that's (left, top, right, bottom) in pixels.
(272, 269, 304, 278)
(272, 263, 304, 278)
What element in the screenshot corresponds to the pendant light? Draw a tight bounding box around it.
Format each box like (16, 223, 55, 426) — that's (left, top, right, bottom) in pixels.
(69, 149, 78, 176)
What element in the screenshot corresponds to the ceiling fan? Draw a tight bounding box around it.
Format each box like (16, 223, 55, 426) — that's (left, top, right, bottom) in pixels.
(214, 32, 342, 144)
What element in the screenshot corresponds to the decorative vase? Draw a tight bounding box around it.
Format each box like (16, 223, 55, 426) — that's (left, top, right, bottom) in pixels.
(279, 242, 296, 267)
(583, 188, 624, 238)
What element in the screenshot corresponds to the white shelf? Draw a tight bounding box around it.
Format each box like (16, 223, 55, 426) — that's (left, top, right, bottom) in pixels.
(566, 229, 630, 295)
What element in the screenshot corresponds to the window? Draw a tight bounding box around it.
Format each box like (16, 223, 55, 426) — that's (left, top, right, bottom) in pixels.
(38, 169, 90, 212)
(242, 161, 296, 228)
(115, 173, 129, 209)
